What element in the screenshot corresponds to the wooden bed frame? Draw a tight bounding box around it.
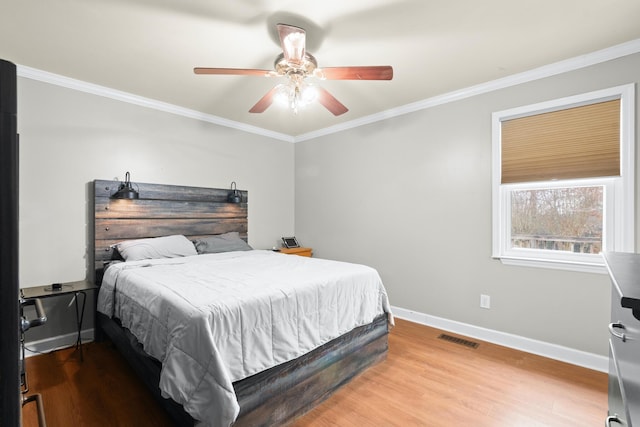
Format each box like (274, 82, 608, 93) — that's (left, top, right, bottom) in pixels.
(92, 179, 389, 426)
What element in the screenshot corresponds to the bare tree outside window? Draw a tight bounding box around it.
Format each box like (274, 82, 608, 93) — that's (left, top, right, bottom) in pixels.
(510, 186, 603, 254)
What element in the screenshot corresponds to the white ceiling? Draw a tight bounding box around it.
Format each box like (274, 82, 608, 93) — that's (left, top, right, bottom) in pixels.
(2, 0, 640, 138)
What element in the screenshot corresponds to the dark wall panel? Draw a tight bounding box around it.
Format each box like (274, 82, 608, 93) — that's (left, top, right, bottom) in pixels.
(0, 59, 20, 427)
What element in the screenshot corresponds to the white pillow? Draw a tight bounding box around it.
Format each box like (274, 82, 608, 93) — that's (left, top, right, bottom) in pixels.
(116, 235, 197, 261)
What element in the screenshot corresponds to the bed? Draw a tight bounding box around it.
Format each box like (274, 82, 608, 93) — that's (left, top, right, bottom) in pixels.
(92, 179, 392, 427)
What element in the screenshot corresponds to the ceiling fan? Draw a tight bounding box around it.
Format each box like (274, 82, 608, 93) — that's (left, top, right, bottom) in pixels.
(194, 23, 393, 116)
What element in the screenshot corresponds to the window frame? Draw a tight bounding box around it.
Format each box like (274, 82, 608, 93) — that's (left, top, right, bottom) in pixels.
(492, 84, 635, 273)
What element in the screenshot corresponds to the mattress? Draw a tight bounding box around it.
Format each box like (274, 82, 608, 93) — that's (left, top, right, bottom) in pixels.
(97, 250, 393, 427)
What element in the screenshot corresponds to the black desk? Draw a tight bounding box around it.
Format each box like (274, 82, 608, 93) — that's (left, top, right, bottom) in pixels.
(20, 280, 97, 361)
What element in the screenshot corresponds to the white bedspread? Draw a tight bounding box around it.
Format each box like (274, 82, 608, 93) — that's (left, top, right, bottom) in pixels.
(97, 250, 392, 427)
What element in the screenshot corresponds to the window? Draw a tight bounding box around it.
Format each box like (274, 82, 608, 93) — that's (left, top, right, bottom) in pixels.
(492, 85, 635, 273)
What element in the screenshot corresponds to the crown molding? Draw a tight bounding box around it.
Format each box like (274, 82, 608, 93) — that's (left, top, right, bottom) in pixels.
(15, 65, 294, 143)
(16, 38, 640, 144)
(294, 38, 640, 142)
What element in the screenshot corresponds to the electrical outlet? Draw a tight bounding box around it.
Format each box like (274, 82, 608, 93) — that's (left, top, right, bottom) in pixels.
(480, 294, 491, 309)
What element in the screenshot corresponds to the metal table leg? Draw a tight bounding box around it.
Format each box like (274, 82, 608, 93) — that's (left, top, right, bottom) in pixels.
(73, 291, 87, 361)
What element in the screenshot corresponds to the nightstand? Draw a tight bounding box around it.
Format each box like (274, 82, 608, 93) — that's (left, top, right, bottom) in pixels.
(279, 247, 313, 257)
(20, 279, 97, 361)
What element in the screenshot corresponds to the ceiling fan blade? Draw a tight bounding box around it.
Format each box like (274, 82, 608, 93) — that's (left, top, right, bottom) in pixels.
(194, 67, 273, 77)
(249, 86, 280, 113)
(317, 66, 393, 80)
(277, 23, 306, 65)
(317, 87, 348, 116)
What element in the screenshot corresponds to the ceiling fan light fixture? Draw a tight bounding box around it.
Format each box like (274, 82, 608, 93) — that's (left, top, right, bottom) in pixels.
(274, 84, 290, 106)
(275, 81, 318, 114)
(300, 84, 318, 104)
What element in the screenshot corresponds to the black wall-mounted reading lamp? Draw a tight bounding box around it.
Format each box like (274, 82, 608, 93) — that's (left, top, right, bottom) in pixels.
(111, 171, 139, 199)
(227, 181, 242, 203)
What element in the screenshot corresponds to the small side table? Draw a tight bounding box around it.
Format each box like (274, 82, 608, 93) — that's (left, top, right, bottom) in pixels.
(20, 279, 97, 361)
(279, 247, 313, 257)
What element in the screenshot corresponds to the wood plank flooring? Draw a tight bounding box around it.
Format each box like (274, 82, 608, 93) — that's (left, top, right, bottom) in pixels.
(22, 319, 607, 426)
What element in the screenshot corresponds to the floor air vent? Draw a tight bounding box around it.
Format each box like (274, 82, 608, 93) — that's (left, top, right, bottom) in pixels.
(438, 334, 479, 349)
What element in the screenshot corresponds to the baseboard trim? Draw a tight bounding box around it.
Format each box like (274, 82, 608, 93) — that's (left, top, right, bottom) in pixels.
(25, 312, 608, 373)
(24, 329, 94, 358)
(391, 305, 608, 373)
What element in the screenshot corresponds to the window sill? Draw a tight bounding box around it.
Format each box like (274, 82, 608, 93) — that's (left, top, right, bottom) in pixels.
(495, 255, 607, 274)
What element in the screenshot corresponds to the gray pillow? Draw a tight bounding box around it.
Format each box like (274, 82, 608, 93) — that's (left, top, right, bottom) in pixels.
(193, 232, 252, 254)
(116, 235, 197, 261)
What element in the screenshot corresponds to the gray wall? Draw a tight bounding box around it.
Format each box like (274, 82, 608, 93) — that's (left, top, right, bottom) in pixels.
(294, 53, 640, 356)
(18, 77, 295, 342)
(18, 52, 640, 358)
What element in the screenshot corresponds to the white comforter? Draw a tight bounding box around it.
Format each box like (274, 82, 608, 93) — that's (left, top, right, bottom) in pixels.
(97, 250, 392, 427)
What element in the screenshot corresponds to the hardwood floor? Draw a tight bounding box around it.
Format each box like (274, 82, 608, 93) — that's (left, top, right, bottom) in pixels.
(21, 339, 174, 427)
(294, 320, 607, 426)
(22, 319, 607, 426)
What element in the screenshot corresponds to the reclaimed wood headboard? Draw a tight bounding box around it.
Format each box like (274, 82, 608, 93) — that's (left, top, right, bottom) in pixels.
(92, 179, 248, 284)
